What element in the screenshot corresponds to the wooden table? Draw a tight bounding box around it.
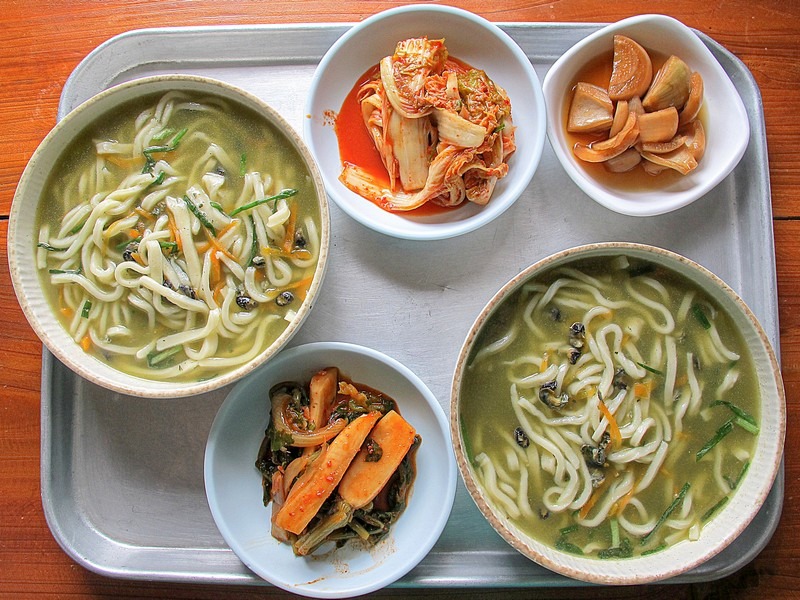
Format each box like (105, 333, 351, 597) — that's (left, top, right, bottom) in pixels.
(2, 1, 798, 598)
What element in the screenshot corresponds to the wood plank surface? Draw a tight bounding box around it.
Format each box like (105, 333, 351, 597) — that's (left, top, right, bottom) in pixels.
(2, 1, 799, 598)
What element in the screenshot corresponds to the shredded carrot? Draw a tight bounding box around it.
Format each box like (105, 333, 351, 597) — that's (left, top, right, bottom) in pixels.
(580, 483, 604, 519)
(196, 242, 211, 253)
(204, 228, 237, 262)
(80, 336, 92, 352)
(282, 204, 297, 254)
(263, 246, 312, 260)
(633, 380, 652, 399)
(598, 398, 622, 448)
(212, 279, 227, 304)
(278, 275, 314, 301)
(132, 252, 145, 267)
(103, 154, 140, 168)
(613, 488, 635, 516)
(167, 213, 183, 253)
(217, 219, 239, 239)
(60, 306, 73, 319)
(540, 352, 549, 373)
(209, 250, 222, 288)
(135, 207, 155, 221)
(127, 228, 141, 239)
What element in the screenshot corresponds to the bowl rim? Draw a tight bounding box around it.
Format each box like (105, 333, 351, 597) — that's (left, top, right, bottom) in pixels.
(7, 73, 330, 398)
(204, 340, 458, 597)
(541, 14, 750, 217)
(303, 3, 546, 240)
(450, 241, 786, 584)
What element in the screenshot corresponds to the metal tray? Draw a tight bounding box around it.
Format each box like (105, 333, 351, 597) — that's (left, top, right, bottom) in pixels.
(41, 22, 782, 587)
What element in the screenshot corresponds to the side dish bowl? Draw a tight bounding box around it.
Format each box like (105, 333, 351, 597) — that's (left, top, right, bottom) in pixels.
(542, 14, 749, 216)
(451, 242, 784, 584)
(205, 341, 457, 598)
(304, 4, 546, 240)
(8, 74, 330, 398)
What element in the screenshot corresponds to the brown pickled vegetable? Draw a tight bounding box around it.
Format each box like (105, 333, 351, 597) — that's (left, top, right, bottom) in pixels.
(566, 36, 705, 177)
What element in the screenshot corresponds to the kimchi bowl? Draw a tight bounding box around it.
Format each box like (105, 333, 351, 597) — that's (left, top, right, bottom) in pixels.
(304, 4, 546, 240)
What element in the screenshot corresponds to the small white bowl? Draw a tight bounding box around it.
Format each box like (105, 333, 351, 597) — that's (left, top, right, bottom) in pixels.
(451, 242, 785, 584)
(205, 342, 456, 598)
(304, 4, 545, 240)
(542, 14, 750, 216)
(8, 75, 330, 398)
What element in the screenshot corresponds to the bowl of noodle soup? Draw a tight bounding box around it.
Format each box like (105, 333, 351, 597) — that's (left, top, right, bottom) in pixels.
(8, 75, 329, 398)
(451, 242, 784, 583)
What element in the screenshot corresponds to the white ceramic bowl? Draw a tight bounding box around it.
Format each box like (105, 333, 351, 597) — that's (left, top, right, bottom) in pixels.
(304, 4, 546, 240)
(7, 75, 330, 398)
(542, 15, 750, 216)
(205, 341, 457, 598)
(451, 242, 785, 584)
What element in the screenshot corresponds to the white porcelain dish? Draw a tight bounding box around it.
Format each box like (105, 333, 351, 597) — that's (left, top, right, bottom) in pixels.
(451, 242, 785, 584)
(542, 14, 750, 216)
(304, 4, 546, 240)
(205, 341, 457, 598)
(7, 74, 330, 398)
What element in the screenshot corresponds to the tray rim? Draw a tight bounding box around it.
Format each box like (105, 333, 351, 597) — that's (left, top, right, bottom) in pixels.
(41, 20, 783, 589)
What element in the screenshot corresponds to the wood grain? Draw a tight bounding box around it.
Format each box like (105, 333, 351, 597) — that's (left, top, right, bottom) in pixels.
(2, 1, 799, 598)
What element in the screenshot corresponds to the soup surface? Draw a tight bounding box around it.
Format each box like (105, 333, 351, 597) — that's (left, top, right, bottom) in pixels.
(459, 255, 759, 558)
(36, 91, 322, 382)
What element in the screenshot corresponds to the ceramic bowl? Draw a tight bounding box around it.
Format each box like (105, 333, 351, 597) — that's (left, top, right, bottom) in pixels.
(304, 4, 546, 240)
(7, 74, 329, 398)
(451, 242, 784, 584)
(542, 14, 750, 216)
(204, 341, 456, 597)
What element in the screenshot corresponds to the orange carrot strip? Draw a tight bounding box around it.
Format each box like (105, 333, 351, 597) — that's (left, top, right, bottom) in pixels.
(135, 207, 155, 221)
(209, 250, 222, 287)
(103, 154, 140, 168)
(80, 336, 92, 352)
(217, 219, 239, 239)
(204, 228, 237, 262)
(274, 411, 381, 535)
(598, 398, 622, 448)
(282, 203, 297, 253)
(167, 214, 182, 253)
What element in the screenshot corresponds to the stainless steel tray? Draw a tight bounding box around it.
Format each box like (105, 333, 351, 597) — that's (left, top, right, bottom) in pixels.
(42, 22, 782, 587)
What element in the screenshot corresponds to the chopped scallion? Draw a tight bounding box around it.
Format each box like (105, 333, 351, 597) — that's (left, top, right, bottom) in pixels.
(641, 543, 667, 556)
(641, 482, 690, 545)
(696, 419, 734, 461)
(48, 267, 83, 275)
(239, 152, 247, 176)
(711, 400, 759, 432)
(555, 537, 583, 555)
(637, 362, 663, 376)
(81, 300, 91, 319)
(151, 127, 176, 142)
(725, 461, 750, 491)
(147, 346, 182, 368)
(229, 188, 298, 216)
(692, 303, 712, 330)
(183, 195, 216, 236)
(37, 242, 60, 252)
(701, 496, 729, 522)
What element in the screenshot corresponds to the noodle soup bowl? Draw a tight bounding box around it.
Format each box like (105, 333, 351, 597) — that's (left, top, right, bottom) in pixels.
(8, 75, 330, 398)
(305, 4, 546, 240)
(542, 14, 750, 216)
(451, 242, 784, 584)
(205, 341, 457, 597)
